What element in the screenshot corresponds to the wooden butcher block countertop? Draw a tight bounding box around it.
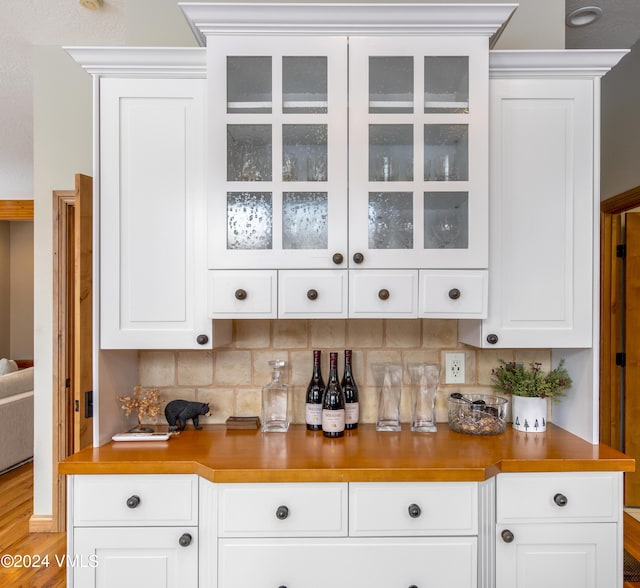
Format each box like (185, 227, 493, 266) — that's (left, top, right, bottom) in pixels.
(59, 424, 634, 483)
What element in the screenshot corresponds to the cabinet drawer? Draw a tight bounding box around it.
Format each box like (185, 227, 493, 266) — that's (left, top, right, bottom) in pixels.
(496, 472, 621, 523)
(349, 482, 478, 536)
(219, 537, 476, 588)
(207, 270, 277, 318)
(349, 270, 418, 318)
(419, 270, 487, 318)
(218, 483, 348, 537)
(72, 474, 198, 526)
(278, 270, 348, 318)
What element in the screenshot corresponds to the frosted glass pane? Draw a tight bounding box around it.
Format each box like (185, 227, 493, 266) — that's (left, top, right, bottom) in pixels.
(369, 125, 413, 182)
(424, 56, 469, 113)
(424, 192, 468, 249)
(369, 56, 413, 113)
(369, 192, 413, 249)
(227, 192, 273, 250)
(282, 192, 328, 249)
(227, 56, 272, 113)
(282, 125, 328, 182)
(424, 124, 469, 181)
(227, 125, 272, 181)
(283, 57, 328, 113)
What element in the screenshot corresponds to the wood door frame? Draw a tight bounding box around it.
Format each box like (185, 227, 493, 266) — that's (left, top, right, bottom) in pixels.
(51, 191, 75, 533)
(600, 185, 640, 450)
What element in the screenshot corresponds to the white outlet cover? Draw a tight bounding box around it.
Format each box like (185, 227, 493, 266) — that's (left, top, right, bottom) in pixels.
(445, 352, 466, 384)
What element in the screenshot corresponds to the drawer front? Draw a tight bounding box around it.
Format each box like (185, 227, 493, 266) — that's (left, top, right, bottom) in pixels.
(219, 537, 476, 588)
(207, 270, 277, 318)
(73, 474, 198, 526)
(349, 270, 418, 318)
(419, 270, 488, 318)
(218, 483, 348, 537)
(278, 270, 348, 318)
(496, 472, 621, 523)
(350, 482, 478, 536)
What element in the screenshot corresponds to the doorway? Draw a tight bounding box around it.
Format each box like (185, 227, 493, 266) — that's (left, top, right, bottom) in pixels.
(600, 185, 640, 505)
(51, 174, 93, 531)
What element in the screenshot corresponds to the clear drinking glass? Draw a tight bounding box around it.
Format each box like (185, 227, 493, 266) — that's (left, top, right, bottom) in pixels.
(372, 363, 403, 431)
(407, 363, 440, 432)
(261, 360, 289, 432)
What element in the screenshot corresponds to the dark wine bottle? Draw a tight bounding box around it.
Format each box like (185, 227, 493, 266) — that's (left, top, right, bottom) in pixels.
(305, 350, 325, 431)
(341, 349, 359, 430)
(322, 352, 345, 438)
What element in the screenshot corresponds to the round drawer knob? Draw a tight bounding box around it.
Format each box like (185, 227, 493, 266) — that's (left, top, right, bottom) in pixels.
(378, 288, 390, 301)
(307, 289, 319, 301)
(353, 252, 364, 264)
(448, 288, 461, 300)
(554, 493, 568, 507)
(275, 505, 289, 520)
(126, 495, 140, 509)
(486, 333, 499, 345)
(196, 334, 209, 345)
(178, 533, 192, 547)
(235, 288, 247, 300)
(408, 503, 422, 518)
(409, 585, 418, 588)
(501, 529, 515, 543)
(332, 253, 344, 265)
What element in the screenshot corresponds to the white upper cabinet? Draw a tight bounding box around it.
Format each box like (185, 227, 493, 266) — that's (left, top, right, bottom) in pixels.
(459, 51, 627, 348)
(348, 37, 488, 270)
(207, 37, 348, 270)
(190, 3, 516, 319)
(66, 48, 232, 349)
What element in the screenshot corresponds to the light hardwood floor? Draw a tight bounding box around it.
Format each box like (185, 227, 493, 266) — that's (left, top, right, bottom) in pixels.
(0, 462, 66, 587)
(2, 460, 640, 587)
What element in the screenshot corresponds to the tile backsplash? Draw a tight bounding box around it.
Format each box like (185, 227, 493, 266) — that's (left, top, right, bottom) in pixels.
(137, 319, 551, 426)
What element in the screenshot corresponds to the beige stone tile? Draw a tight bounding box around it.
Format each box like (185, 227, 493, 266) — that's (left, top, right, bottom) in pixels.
(359, 386, 379, 424)
(290, 349, 316, 387)
(177, 351, 213, 386)
(289, 385, 307, 424)
(386, 319, 421, 348)
(214, 350, 252, 386)
(514, 349, 552, 371)
(235, 319, 271, 349)
(422, 319, 458, 348)
(402, 349, 440, 367)
(273, 319, 308, 349)
(477, 349, 515, 386)
(197, 388, 235, 424)
(138, 351, 176, 386)
(347, 319, 383, 348)
(235, 388, 261, 418)
(310, 320, 347, 349)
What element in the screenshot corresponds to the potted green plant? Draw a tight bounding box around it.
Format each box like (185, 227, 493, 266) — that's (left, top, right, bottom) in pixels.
(491, 359, 572, 433)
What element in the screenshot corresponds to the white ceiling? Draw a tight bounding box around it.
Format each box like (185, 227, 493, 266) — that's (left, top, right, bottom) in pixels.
(1, 0, 640, 199)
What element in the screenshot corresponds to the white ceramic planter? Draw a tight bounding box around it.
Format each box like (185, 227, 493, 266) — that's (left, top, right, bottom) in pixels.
(511, 395, 548, 432)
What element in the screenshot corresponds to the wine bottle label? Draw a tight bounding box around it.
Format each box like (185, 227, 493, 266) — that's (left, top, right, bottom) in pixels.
(345, 402, 359, 425)
(306, 403, 322, 425)
(322, 409, 345, 432)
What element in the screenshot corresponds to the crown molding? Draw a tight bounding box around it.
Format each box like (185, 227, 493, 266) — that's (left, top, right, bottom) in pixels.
(180, 2, 518, 45)
(64, 47, 206, 77)
(489, 49, 630, 79)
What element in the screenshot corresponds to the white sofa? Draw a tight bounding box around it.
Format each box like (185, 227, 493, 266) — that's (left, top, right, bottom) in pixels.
(0, 366, 34, 473)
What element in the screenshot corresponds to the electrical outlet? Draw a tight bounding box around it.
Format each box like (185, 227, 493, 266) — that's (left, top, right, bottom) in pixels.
(445, 352, 466, 384)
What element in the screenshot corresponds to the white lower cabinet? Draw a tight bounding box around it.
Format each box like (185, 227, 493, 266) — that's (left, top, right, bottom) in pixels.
(73, 526, 198, 588)
(69, 475, 199, 588)
(495, 472, 622, 588)
(219, 537, 477, 587)
(69, 473, 624, 588)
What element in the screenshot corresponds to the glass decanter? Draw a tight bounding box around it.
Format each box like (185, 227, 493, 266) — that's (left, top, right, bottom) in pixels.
(261, 360, 289, 432)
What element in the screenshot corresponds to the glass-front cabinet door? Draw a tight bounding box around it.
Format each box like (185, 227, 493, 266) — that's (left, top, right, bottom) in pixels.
(208, 37, 348, 269)
(348, 37, 488, 269)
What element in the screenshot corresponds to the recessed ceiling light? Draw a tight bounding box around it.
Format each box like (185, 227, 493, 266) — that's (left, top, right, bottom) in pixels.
(79, 0, 103, 8)
(566, 6, 603, 27)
